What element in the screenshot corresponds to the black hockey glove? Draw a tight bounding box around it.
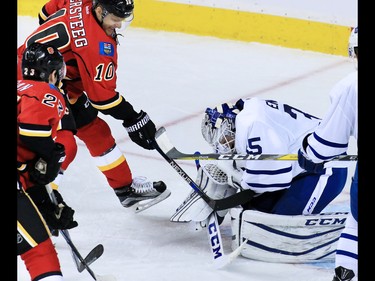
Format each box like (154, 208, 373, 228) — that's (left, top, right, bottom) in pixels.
(297, 134, 325, 173)
(123, 110, 156, 150)
(29, 143, 66, 185)
(27, 186, 78, 230)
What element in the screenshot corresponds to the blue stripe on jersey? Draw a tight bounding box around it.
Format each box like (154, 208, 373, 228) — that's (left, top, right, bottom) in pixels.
(308, 145, 331, 161)
(310, 133, 349, 160)
(248, 182, 291, 188)
(245, 166, 292, 175)
(244, 166, 292, 189)
(313, 132, 348, 148)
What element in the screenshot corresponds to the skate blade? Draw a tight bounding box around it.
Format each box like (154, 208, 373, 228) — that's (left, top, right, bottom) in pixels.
(134, 189, 171, 213)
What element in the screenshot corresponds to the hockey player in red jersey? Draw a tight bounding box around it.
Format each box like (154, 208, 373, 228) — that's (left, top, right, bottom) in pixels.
(17, 42, 78, 281)
(17, 0, 171, 212)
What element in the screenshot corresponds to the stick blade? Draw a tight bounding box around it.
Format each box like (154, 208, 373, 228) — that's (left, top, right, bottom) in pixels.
(213, 239, 248, 269)
(78, 244, 105, 272)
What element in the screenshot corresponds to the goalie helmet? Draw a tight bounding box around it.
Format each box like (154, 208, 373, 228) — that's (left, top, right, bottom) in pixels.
(348, 26, 358, 60)
(93, 0, 134, 19)
(22, 42, 66, 84)
(201, 102, 241, 154)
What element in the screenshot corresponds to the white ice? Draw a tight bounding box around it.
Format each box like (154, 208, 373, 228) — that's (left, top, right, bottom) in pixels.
(17, 16, 356, 281)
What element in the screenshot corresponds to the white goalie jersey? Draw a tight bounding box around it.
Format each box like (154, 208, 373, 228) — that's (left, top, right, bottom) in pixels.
(234, 97, 321, 194)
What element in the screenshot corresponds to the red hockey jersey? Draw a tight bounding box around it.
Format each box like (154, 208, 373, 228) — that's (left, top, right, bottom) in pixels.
(17, 80, 66, 170)
(18, 0, 121, 110)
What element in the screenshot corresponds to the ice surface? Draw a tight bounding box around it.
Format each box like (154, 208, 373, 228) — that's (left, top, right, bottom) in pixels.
(17, 16, 356, 281)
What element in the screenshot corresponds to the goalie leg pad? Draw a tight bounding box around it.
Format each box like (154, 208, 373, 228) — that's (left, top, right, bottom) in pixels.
(229, 207, 243, 250)
(230, 209, 348, 263)
(170, 164, 236, 223)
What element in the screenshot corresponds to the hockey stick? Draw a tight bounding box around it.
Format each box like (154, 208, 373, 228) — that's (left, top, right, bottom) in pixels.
(59, 230, 116, 281)
(45, 185, 104, 273)
(152, 131, 255, 211)
(207, 212, 247, 268)
(192, 158, 246, 268)
(155, 126, 357, 162)
(65, 230, 104, 273)
(46, 187, 114, 280)
(78, 244, 104, 272)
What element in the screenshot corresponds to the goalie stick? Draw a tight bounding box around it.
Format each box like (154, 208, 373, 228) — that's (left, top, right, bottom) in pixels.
(207, 212, 248, 268)
(152, 128, 254, 211)
(193, 156, 247, 268)
(155, 126, 357, 162)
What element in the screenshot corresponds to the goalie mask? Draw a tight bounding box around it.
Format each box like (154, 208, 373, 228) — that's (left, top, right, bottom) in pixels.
(201, 102, 240, 154)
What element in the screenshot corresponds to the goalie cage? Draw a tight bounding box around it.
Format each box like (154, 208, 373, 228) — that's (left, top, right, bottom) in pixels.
(230, 208, 348, 263)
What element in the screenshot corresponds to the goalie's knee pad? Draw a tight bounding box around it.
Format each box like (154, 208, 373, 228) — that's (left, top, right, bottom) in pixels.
(170, 164, 236, 224)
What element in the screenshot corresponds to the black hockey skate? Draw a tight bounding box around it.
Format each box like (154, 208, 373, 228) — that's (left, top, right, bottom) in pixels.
(115, 176, 171, 213)
(332, 266, 355, 281)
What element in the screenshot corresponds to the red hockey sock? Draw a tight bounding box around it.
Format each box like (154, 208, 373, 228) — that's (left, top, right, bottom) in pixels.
(76, 117, 132, 188)
(21, 239, 62, 281)
(55, 129, 77, 171)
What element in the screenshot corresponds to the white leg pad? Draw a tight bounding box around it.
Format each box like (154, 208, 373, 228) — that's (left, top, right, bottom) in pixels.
(230, 209, 348, 263)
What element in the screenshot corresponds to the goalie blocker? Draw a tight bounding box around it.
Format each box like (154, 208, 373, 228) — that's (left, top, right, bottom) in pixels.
(230, 208, 348, 263)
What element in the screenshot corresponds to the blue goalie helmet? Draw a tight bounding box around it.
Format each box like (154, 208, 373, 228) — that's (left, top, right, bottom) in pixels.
(201, 102, 241, 153)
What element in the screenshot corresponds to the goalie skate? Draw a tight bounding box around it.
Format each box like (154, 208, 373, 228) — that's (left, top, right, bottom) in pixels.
(115, 176, 171, 213)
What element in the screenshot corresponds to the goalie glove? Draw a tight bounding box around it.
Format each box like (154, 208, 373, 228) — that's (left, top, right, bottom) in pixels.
(29, 143, 66, 185)
(297, 134, 326, 173)
(123, 110, 156, 150)
(216, 161, 242, 190)
(27, 185, 78, 230)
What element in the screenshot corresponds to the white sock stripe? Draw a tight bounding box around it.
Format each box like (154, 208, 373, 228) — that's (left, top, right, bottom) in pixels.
(94, 144, 124, 168)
